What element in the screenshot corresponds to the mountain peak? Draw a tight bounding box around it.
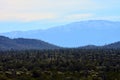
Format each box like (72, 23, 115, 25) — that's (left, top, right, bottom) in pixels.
(0, 20, 120, 47)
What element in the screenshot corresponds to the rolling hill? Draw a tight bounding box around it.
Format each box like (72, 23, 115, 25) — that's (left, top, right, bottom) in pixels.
(103, 41, 120, 49)
(1, 20, 120, 47)
(0, 35, 120, 50)
(0, 36, 60, 50)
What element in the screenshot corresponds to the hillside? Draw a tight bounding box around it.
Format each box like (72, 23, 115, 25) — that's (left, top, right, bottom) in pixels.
(1, 20, 120, 47)
(103, 41, 120, 49)
(0, 36, 59, 50)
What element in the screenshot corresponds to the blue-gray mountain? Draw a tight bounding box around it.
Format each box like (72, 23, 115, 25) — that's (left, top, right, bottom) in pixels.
(1, 20, 120, 47)
(79, 42, 120, 49)
(0, 36, 120, 50)
(0, 36, 59, 50)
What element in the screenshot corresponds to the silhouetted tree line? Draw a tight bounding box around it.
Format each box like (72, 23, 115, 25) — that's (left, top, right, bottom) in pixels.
(0, 49, 119, 80)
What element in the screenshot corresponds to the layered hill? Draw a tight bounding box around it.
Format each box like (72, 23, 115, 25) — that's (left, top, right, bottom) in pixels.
(0, 35, 120, 50)
(79, 41, 120, 49)
(103, 41, 120, 49)
(1, 20, 120, 47)
(0, 36, 59, 50)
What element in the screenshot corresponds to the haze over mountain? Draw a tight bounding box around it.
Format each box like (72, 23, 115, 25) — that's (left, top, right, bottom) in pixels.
(79, 42, 120, 49)
(103, 41, 120, 49)
(0, 35, 120, 50)
(0, 36, 59, 50)
(1, 20, 120, 47)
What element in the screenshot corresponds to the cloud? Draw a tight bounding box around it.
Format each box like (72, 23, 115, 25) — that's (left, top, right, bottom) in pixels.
(91, 16, 120, 21)
(66, 14, 93, 21)
(1, 0, 97, 11)
(0, 0, 120, 22)
(0, 12, 57, 22)
(0, 0, 100, 21)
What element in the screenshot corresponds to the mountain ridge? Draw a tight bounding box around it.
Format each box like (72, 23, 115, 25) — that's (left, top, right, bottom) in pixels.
(0, 36, 60, 50)
(0, 20, 120, 47)
(0, 36, 120, 50)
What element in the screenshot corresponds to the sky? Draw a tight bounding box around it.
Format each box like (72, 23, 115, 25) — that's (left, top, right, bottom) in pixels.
(0, 0, 120, 32)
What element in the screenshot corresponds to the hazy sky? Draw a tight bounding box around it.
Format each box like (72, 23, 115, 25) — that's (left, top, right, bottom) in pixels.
(0, 0, 120, 32)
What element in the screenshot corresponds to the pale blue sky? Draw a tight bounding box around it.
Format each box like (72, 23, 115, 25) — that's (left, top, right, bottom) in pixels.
(0, 0, 120, 32)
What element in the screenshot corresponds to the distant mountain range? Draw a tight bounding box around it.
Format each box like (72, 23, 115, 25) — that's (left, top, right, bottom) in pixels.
(0, 36, 59, 50)
(0, 20, 120, 47)
(80, 42, 120, 49)
(0, 36, 120, 50)
(103, 41, 120, 49)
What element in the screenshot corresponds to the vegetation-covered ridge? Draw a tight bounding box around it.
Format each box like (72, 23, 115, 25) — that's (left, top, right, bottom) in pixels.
(0, 36, 59, 50)
(0, 49, 119, 80)
(1, 35, 120, 50)
(1, 20, 120, 47)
